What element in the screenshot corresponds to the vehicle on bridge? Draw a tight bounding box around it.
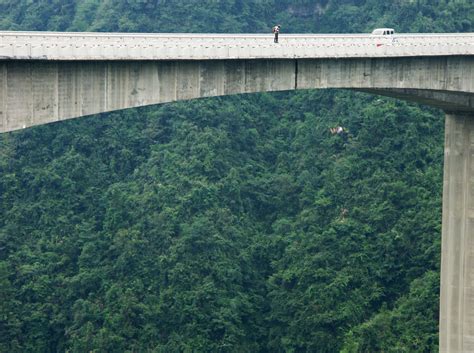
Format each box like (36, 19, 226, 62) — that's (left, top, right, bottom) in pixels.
(371, 28, 395, 35)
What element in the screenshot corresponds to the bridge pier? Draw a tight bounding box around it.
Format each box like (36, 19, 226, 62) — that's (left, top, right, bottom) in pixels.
(440, 112, 474, 353)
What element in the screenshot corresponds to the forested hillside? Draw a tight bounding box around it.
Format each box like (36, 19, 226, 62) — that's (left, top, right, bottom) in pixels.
(0, 1, 472, 352)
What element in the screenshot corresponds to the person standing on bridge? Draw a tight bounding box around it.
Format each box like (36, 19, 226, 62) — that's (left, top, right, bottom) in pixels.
(272, 25, 281, 43)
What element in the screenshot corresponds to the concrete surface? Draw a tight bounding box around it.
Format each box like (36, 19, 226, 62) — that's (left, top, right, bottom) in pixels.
(440, 113, 474, 353)
(1, 57, 473, 132)
(1, 31, 473, 60)
(356, 89, 474, 113)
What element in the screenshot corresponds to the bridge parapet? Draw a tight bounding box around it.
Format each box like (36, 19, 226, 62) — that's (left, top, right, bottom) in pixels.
(0, 31, 473, 60)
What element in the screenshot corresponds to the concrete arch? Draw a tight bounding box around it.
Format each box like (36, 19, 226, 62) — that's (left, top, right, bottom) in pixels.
(1, 56, 473, 133)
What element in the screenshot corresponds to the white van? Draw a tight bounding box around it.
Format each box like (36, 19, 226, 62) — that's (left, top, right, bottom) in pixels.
(371, 28, 395, 36)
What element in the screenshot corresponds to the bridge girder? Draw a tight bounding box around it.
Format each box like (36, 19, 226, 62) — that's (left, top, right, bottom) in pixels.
(1, 56, 473, 133)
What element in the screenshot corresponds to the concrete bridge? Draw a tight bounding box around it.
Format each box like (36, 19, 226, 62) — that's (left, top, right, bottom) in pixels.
(1, 31, 474, 352)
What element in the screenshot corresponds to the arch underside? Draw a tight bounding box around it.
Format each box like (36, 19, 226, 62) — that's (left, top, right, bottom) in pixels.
(1, 56, 473, 132)
(354, 88, 474, 113)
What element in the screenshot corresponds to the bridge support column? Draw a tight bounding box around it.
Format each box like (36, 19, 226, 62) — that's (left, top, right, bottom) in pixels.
(440, 112, 474, 353)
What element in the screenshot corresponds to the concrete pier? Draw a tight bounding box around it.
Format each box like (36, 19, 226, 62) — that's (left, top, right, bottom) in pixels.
(440, 113, 474, 353)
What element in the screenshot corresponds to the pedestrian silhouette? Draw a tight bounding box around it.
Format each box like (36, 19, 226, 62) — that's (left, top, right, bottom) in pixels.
(272, 25, 281, 43)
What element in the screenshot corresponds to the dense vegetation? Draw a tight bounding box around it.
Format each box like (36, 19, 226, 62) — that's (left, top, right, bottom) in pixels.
(0, 1, 472, 352)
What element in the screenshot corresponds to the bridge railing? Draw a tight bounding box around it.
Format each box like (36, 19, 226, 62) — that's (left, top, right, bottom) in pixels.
(1, 31, 473, 60)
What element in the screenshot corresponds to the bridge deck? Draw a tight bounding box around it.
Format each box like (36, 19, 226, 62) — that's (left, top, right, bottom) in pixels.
(1, 31, 473, 60)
